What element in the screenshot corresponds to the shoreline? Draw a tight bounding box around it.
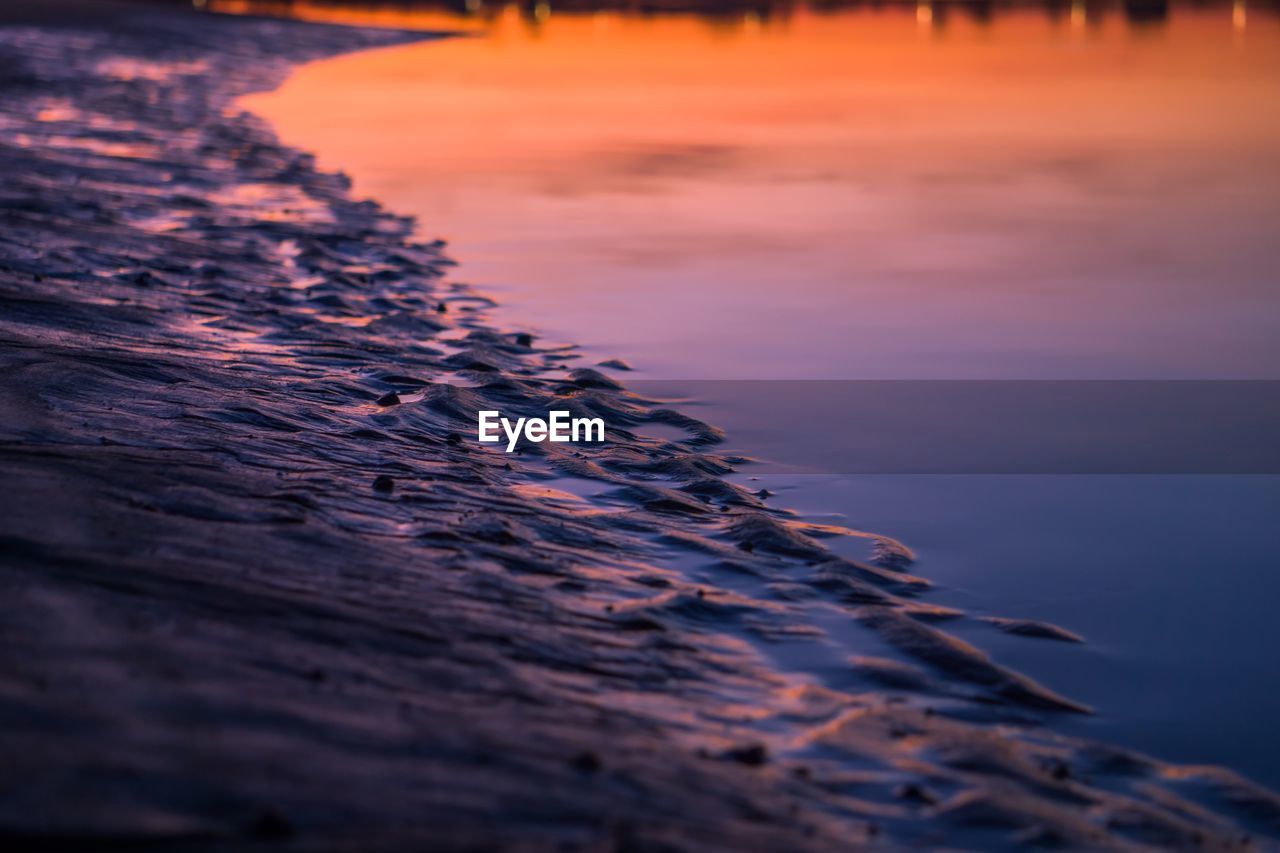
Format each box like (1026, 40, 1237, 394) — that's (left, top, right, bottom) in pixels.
(2, 2, 1278, 847)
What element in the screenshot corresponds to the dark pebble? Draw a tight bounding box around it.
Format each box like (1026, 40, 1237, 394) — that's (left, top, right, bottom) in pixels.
(895, 783, 938, 805)
(372, 475, 395, 493)
(570, 751, 602, 773)
(724, 743, 769, 766)
(515, 333, 533, 347)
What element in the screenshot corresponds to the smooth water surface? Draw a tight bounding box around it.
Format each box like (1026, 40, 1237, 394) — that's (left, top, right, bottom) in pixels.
(240, 0, 1280, 379)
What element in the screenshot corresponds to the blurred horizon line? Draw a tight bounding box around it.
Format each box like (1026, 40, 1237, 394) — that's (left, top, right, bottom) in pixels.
(205, 0, 1280, 30)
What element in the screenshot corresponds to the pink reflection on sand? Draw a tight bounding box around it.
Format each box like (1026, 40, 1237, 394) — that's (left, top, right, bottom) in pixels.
(95, 57, 210, 82)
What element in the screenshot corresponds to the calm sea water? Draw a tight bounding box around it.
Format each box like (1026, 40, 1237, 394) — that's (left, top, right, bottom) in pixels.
(238, 1, 1280, 784)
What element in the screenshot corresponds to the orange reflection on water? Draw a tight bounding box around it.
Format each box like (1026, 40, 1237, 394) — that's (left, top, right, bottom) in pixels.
(239, 3, 1280, 378)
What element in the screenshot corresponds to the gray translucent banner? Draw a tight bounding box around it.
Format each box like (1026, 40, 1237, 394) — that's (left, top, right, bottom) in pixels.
(614, 380, 1280, 474)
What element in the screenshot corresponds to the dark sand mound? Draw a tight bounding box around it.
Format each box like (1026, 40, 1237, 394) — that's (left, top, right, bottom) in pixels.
(1, 2, 1277, 849)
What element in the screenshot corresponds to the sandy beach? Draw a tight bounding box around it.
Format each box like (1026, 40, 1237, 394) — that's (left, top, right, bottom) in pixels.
(2, 1, 1279, 848)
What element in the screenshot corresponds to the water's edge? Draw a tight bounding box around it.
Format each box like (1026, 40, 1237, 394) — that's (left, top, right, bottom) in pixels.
(0, 4, 1277, 847)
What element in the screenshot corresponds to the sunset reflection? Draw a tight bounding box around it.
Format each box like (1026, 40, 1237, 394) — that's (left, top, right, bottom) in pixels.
(6, 0, 1280, 841)
(209, 0, 1280, 31)
(238, 1, 1280, 379)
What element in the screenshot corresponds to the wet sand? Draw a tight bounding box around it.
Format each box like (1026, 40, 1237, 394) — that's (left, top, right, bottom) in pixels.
(2, 1, 1280, 848)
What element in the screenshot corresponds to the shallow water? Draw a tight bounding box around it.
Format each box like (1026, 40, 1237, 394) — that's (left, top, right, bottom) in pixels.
(748, 473, 1280, 784)
(239, 1, 1280, 785)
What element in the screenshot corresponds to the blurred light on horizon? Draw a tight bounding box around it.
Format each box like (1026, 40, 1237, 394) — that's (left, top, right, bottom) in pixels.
(1071, 0, 1087, 29)
(204, 1, 1280, 36)
(917, 1, 934, 28)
